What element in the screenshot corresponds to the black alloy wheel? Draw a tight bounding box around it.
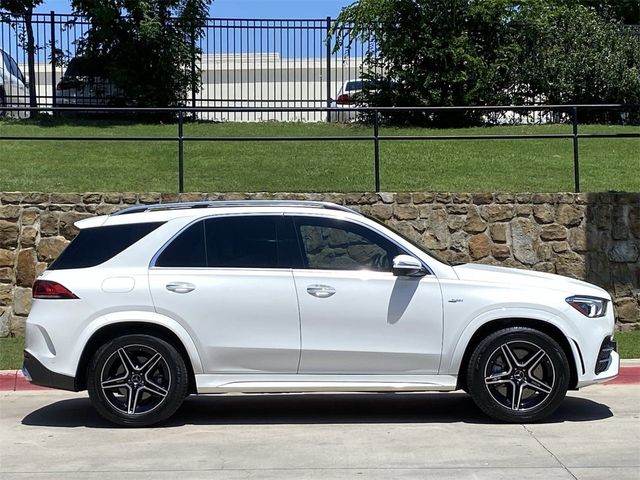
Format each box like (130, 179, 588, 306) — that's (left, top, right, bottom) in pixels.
(467, 327, 570, 423)
(87, 334, 188, 427)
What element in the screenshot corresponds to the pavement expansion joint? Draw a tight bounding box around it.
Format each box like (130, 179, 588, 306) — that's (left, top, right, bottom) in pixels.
(521, 424, 579, 480)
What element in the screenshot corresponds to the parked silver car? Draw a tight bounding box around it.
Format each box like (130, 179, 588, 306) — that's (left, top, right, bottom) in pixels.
(55, 56, 126, 108)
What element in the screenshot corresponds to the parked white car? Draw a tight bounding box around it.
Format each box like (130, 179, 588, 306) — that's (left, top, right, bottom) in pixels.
(328, 79, 372, 122)
(0, 48, 28, 118)
(23, 201, 618, 426)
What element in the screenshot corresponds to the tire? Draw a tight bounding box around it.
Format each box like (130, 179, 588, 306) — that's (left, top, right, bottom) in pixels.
(87, 334, 188, 427)
(466, 327, 570, 423)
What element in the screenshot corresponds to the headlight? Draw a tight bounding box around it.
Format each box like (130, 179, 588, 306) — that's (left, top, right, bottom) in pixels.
(566, 296, 607, 318)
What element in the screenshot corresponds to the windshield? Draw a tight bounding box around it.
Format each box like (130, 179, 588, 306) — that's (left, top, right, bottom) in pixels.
(365, 214, 454, 266)
(2, 51, 25, 83)
(64, 57, 107, 78)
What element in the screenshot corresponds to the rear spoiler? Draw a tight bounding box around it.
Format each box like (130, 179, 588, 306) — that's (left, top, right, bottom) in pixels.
(74, 216, 109, 229)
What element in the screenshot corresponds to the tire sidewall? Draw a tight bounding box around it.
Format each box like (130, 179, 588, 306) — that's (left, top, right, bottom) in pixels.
(87, 334, 188, 427)
(467, 327, 570, 423)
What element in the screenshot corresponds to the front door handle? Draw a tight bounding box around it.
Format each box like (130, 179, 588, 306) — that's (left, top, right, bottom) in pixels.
(166, 282, 196, 294)
(307, 284, 336, 298)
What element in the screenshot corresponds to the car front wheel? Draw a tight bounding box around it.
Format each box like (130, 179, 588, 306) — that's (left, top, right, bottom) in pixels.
(87, 334, 188, 427)
(467, 327, 570, 423)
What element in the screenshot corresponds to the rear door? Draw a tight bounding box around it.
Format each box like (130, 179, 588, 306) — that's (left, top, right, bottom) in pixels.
(149, 214, 301, 374)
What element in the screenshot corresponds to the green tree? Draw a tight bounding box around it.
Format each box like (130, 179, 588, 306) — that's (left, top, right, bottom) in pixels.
(524, 4, 640, 108)
(71, 0, 212, 109)
(333, 0, 542, 125)
(0, 0, 43, 117)
(570, 1, 639, 25)
(334, 0, 640, 125)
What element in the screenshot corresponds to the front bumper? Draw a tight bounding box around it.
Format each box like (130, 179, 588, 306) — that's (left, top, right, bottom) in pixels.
(576, 349, 620, 388)
(22, 351, 77, 391)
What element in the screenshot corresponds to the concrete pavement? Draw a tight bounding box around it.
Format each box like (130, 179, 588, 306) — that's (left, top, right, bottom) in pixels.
(1, 385, 638, 479)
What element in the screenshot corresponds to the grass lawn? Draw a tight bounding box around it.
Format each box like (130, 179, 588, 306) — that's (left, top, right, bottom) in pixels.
(1, 330, 639, 370)
(0, 118, 638, 192)
(0, 337, 24, 370)
(616, 330, 640, 360)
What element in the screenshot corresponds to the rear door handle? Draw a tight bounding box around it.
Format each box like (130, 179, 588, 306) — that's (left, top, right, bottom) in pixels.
(166, 282, 196, 294)
(306, 284, 336, 298)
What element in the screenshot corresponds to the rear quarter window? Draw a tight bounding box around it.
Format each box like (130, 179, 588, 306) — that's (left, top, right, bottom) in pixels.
(49, 222, 164, 270)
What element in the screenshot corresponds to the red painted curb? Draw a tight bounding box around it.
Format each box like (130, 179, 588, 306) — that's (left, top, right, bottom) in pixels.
(0, 371, 17, 391)
(0, 370, 49, 392)
(605, 365, 640, 385)
(1, 365, 639, 392)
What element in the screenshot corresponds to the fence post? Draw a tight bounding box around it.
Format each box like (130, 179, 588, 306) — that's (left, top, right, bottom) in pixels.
(50, 11, 57, 115)
(326, 16, 332, 123)
(572, 106, 580, 193)
(190, 27, 197, 122)
(178, 110, 184, 193)
(373, 110, 380, 192)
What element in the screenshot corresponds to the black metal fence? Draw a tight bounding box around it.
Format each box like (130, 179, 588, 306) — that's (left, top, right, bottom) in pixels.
(2, 104, 638, 193)
(1, 13, 376, 121)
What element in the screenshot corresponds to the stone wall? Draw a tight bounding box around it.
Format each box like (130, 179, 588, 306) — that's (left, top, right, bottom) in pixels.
(0, 191, 638, 336)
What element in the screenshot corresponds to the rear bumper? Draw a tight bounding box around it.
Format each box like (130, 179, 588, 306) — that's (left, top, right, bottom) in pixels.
(22, 351, 78, 391)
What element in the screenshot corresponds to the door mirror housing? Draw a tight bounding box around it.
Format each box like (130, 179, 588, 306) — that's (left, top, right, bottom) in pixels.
(392, 255, 427, 277)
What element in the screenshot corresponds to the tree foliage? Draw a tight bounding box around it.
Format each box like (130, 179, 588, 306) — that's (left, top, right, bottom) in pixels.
(0, 0, 43, 115)
(71, 0, 212, 109)
(524, 5, 640, 105)
(334, 0, 640, 125)
(570, 0, 640, 25)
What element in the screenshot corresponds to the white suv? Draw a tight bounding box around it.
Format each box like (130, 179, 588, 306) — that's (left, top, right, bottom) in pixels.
(23, 201, 619, 426)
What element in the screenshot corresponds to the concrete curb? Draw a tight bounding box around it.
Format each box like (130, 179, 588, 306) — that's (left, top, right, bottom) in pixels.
(2, 362, 639, 392)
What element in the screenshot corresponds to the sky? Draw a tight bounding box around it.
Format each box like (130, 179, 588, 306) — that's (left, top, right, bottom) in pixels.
(36, 0, 354, 18)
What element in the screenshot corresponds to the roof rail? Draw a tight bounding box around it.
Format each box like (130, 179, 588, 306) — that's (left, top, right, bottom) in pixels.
(112, 200, 360, 216)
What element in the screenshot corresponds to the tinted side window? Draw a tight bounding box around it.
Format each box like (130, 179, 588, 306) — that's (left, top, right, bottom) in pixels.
(155, 220, 206, 268)
(294, 217, 403, 272)
(50, 222, 164, 270)
(205, 216, 293, 268)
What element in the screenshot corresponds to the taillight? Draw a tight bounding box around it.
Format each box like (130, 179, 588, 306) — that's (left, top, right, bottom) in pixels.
(32, 280, 79, 299)
(336, 94, 351, 105)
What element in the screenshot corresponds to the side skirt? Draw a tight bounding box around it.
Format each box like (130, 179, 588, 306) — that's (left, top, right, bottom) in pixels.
(195, 374, 458, 394)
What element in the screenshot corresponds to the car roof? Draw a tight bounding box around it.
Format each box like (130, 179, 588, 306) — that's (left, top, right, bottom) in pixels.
(75, 200, 363, 229)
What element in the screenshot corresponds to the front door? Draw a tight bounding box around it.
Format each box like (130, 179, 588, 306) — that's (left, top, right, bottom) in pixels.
(290, 215, 444, 375)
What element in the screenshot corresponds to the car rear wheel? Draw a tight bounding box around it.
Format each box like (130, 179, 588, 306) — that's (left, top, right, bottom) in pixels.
(467, 327, 570, 423)
(87, 334, 188, 427)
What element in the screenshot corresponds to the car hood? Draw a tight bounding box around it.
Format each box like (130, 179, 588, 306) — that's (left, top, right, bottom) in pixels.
(452, 263, 610, 299)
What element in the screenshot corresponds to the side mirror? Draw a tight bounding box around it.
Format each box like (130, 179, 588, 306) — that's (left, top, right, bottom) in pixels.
(392, 254, 427, 277)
